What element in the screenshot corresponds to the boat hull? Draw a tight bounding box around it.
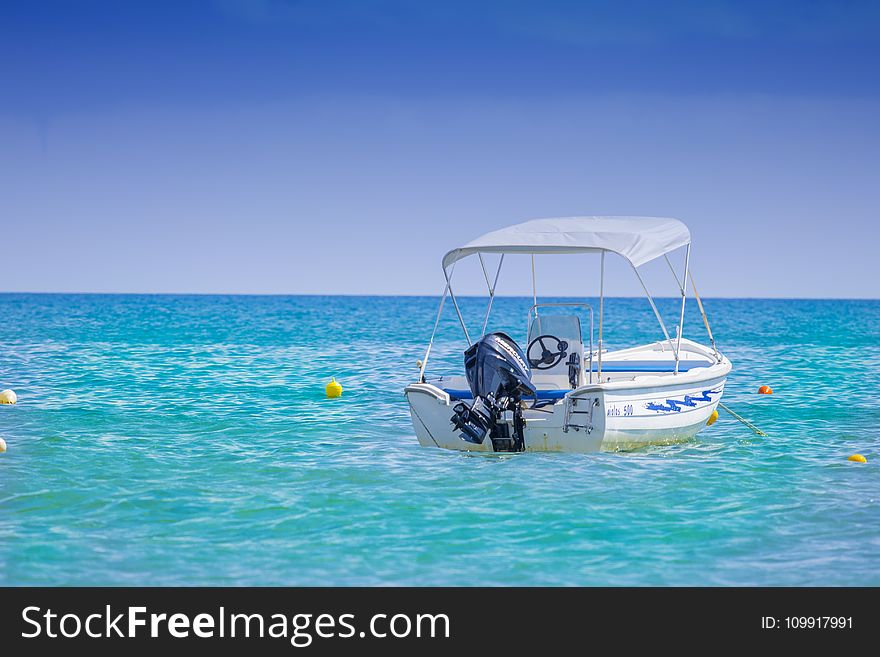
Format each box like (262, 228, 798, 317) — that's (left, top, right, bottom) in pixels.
(406, 365, 729, 454)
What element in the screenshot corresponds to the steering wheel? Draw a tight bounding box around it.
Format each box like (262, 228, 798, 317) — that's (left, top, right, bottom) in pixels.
(527, 334, 569, 370)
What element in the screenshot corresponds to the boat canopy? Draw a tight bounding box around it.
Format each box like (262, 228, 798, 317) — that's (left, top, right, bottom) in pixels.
(442, 216, 690, 269)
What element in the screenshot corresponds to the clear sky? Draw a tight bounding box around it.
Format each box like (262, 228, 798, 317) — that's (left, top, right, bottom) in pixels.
(2, 0, 879, 297)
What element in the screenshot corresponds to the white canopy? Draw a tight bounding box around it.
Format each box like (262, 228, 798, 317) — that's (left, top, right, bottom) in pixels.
(442, 216, 691, 269)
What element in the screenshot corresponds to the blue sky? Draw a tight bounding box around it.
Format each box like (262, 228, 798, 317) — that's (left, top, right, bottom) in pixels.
(2, 0, 879, 297)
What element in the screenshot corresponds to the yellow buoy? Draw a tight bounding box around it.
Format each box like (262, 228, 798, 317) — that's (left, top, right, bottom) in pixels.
(0, 437, 6, 453)
(706, 409, 719, 426)
(848, 454, 867, 463)
(0, 389, 16, 405)
(325, 378, 343, 398)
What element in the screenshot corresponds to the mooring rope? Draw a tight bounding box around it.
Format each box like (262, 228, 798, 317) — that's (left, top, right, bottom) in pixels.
(718, 402, 768, 437)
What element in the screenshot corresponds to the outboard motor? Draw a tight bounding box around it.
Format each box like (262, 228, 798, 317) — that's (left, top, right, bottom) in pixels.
(450, 332, 536, 452)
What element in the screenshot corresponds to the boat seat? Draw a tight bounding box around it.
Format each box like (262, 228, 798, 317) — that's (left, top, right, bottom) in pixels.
(443, 388, 568, 401)
(591, 360, 710, 373)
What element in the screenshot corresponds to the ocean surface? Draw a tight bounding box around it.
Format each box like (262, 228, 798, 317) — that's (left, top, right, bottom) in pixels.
(1, 294, 878, 586)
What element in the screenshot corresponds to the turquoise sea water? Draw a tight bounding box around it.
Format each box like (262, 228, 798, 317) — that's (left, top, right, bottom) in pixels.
(1, 294, 878, 586)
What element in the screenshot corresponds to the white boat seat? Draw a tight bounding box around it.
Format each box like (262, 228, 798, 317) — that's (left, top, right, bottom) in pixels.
(591, 360, 710, 372)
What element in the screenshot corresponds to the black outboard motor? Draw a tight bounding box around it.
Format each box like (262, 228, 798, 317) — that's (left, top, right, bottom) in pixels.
(450, 332, 536, 452)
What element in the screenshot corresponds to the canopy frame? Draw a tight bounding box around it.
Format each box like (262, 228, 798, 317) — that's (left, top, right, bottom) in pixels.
(419, 216, 720, 381)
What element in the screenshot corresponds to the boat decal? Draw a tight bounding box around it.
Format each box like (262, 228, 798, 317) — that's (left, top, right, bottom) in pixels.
(495, 336, 531, 374)
(645, 388, 722, 413)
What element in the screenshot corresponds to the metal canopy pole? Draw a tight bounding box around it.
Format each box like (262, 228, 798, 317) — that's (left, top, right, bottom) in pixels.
(477, 253, 492, 291)
(443, 260, 471, 346)
(480, 254, 504, 336)
(418, 282, 450, 382)
(663, 254, 684, 294)
(598, 250, 605, 380)
(531, 255, 538, 312)
(674, 244, 690, 374)
(631, 264, 679, 360)
(689, 271, 719, 359)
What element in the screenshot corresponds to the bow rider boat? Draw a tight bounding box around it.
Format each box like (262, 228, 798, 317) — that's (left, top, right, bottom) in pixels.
(405, 216, 732, 453)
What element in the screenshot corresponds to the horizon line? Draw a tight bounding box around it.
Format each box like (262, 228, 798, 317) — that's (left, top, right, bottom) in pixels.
(0, 291, 877, 302)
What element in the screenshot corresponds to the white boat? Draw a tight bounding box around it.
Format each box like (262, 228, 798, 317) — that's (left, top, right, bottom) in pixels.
(405, 216, 732, 453)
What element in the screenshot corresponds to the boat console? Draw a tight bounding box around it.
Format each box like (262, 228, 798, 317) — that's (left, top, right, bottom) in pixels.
(527, 313, 587, 390)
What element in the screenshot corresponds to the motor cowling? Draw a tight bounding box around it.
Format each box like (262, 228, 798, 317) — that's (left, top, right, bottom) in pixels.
(451, 333, 535, 451)
(463, 332, 536, 401)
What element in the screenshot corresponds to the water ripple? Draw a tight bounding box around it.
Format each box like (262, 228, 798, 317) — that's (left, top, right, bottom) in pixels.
(0, 294, 878, 585)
